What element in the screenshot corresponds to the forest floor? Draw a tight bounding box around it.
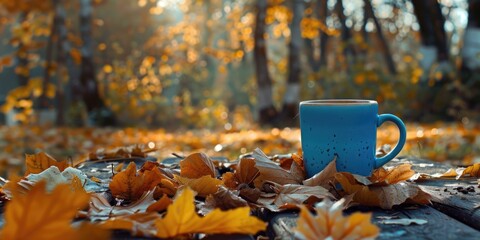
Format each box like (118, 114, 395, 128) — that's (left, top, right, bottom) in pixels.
(0, 121, 478, 176)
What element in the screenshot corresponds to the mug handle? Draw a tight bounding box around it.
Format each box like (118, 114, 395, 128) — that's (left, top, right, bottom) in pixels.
(374, 114, 407, 168)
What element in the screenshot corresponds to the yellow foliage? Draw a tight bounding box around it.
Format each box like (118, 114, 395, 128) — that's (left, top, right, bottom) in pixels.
(295, 200, 379, 240)
(155, 188, 266, 238)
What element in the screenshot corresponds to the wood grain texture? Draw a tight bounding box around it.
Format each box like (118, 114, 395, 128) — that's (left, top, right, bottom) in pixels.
(270, 205, 479, 240)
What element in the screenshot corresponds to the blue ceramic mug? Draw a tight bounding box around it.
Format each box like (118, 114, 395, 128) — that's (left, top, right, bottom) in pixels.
(299, 99, 406, 177)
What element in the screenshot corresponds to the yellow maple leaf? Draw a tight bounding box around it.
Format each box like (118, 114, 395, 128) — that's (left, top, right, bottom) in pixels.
(24, 152, 68, 176)
(155, 187, 266, 238)
(0, 181, 108, 240)
(295, 199, 379, 240)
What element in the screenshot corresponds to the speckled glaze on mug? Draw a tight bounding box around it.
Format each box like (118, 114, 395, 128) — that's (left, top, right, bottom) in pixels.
(300, 100, 406, 177)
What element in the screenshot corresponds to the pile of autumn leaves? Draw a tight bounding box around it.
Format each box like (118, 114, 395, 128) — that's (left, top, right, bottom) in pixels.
(0, 148, 461, 240)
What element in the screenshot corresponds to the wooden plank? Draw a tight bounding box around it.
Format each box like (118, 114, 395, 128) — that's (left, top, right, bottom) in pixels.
(269, 205, 480, 240)
(388, 157, 480, 230)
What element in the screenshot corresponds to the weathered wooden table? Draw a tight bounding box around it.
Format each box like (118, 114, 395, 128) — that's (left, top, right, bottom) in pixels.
(76, 156, 480, 239)
(268, 156, 480, 240)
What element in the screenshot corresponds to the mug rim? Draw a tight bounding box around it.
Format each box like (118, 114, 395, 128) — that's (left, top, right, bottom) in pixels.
(300, 99, 377, 105)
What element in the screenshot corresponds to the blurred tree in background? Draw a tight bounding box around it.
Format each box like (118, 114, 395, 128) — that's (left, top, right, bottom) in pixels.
(0, 0, 478, 128)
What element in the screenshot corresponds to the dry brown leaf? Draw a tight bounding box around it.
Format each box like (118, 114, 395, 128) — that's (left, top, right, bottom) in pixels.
(101, 212, 159, 237)
(180, 152, 216, 178)
(24, 152, 68, 176)
(205, 186, 248, 210)
(253, 148, 303, 185)
(236, 157, 260, 185)
(370, 164, 415, 185)
(146, 194, 172, 212)
(89, 189, 159, 221)
(335, 172, 431, 209)
(154, 187, 266, 238)
(114, 163, 124, 173)
(109, 162, 164, 201)
(0, 181, 109, 240)
(239, 185, 261, 203)
(303, 157, 337, 188)
(295, 199, 379, 240)
(174, 175, 224, 197)
(222, 172, 238, 189)
(269, 182, 332, 207)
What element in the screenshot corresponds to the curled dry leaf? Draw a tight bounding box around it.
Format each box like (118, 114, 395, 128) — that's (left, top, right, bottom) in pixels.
(253, 148, 303, 185)
(205, 186, 248, 210)
(236, 157, 260, 185)
(89, 189, 165, 221)
(295, 199, 379, 240)
(146, 194, 172, 212)
(24, 152, 68, 176)
(109, 162, 165, 201)
(369, 164, 415, 186)
(303, 157, 337, 188)
(26, 166, 100, 192)
(335, 172, 431, 209)
(180, 152, 216, 178)
(174, 175, 224, 197)
(0, 181, 109, 240)
(269, 182, 333, 207)
(462, 163, 480, 177)
(154, 187, 266, 238)
(101, 212, 159, 237)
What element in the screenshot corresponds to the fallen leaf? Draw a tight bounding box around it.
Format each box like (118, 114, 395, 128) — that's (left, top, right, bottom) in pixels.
(26, 166, 100, 192)
(222, 172, 238, 189)
(73, 222, 111, 240)
(335, 172, 431, 209)
(294, 199, 379, 240)
(270, 182, 332, 207)
(462, 163, 480, 178)
(101, 212, 158, 237)
(180, 152, 216, 178)
(236, 157, 260, 185)
(114, 163, 124, 173)
(89, 189, 160, 221)
(147, 194, 172, 212)
(0, 181, 108, 240)
(303, 157, 337, 188)
(370, 164, 415, 185)
(24, 152, 68, 175)
(239, 185, 261, 203)
(379, 218, 428, 225)
(205, 186, 248, 210)
(109, 162, 164, 201)
(253, 148, 303, 185)
(154, 187, 266, 238)
(174, 175, 223, 197)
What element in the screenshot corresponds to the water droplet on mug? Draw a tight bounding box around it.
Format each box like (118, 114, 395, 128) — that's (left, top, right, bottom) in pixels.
(326, 149, 330, 152)
(333, 134, 336, 138)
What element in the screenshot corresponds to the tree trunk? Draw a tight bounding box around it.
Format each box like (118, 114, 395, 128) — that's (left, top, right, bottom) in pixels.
(318, 0, 328, 68)
(336, 0, 355, 58)
(411, 0, 449, 71)
(281, 0, 304, 123)
(305, 0, 328, 72)
(254, 0, 277, 124)
(54, 0, 70, 126)
(462, 0, 480, 71)
(460, 0, 480, 110)
(79, 0, 114, 126)
(16, 12, 29, 87)
(364, 0, 396, 74)
(39, 1, 59, 109)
